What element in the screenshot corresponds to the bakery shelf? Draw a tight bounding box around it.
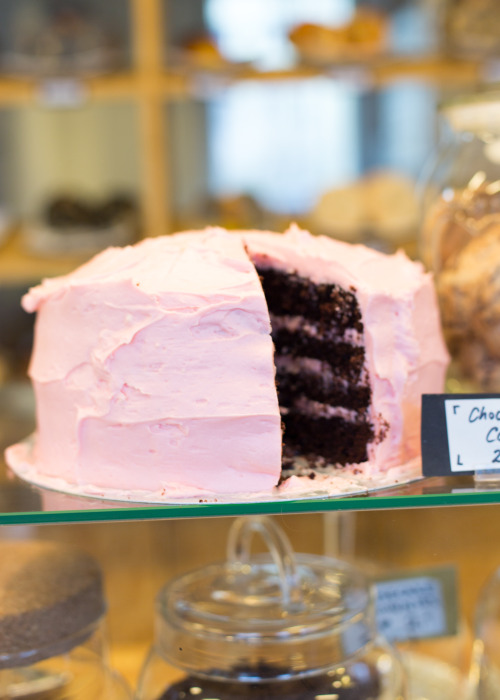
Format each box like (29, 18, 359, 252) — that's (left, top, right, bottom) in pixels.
(0, 54, 485, 106)
(165, 54, 485, 100)
(0, 472, 499, 526)
(200, 54, 484, 88)
(0, 72, 188, 105)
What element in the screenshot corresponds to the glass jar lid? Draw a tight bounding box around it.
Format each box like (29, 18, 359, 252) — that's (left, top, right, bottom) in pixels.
(0, 540, 105, 669)
(155, 516, 374, 681)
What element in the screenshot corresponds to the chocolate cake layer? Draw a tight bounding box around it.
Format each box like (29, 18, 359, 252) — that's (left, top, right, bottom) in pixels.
(256, 264, 375, 468)
(272, 329, 366, 382)
(276, 369, 371, 410)
(282, 412, 374, 465)
(257, 267, 363, 332)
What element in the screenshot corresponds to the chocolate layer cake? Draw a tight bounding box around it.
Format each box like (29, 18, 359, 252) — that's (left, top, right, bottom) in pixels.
(6, 226, 449, 501)
(257, 265, 375, 470)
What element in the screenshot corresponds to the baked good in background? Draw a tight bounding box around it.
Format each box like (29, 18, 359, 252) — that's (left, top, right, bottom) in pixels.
(45, 194, 137, 230)
(5, 225, 448, 503)
(446, 0, 500, 57)
(175, 34, 227, 70)
(170, 33, 251, 73)
(309, 170, 419, 247)
(2, 1, 125, 76)
(422, 178, 500, 390)
(289, 8, 388, 64)
(23, 193, 139, 256)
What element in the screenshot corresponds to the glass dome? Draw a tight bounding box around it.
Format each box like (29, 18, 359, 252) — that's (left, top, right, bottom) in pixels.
(420, 90, 500, 394)
(0, 539, 130, 699)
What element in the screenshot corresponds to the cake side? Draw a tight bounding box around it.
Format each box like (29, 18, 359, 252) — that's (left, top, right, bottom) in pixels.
(243, 225, 449, 474)
(16, 229, 282, 497)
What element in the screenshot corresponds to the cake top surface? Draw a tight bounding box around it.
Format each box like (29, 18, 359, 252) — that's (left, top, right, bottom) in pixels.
(243, 224, 429, 297)
(23, 228, 262, 313)
(23, 225, 430, 314)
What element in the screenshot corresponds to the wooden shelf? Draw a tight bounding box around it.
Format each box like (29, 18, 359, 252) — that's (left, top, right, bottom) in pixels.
(0, 54, 486, 107)
(0, 4, 489, 289)
(172, 53, 486, 92)
(0, 71, 189, 104)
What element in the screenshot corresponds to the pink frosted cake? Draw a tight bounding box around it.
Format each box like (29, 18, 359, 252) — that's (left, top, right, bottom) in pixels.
(6, 225, 448, 502)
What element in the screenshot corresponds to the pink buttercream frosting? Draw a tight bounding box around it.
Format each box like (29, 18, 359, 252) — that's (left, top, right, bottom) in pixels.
(5, 225, 449, 502)
(243, 225, 449, 473)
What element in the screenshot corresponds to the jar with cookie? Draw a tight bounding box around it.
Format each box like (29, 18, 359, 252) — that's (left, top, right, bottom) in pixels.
(421, 91, 500, 395)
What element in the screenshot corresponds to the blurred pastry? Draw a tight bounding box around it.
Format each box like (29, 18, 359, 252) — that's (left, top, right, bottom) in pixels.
(309, 170, 418, 245)
(44, 193, 138, 231)
(174, 34, 234, 71)
(447, 0, 500, 57)
(24, 192, 139, 256)
(289, 7, 387, 64)
(5, 0, 124, 76)
(309, 181, 365, 242)
(428, 180, 500, 389)
(364, 171, 419, 244)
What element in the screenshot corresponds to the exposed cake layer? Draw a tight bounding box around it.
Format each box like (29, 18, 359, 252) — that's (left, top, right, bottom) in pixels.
(283, 411, 374, 464)
(257, 266, 363, 332)
(243, 225, 450, 473)
(275, 357, 371, 410)
(256, 263, 373, 466)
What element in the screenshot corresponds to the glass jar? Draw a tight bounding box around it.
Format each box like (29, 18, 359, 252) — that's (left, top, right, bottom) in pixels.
(467, 566, 500, 699)
(0, 539, 130, 699)
(421, 91, 500, 393)
(136, 516, 406, 700)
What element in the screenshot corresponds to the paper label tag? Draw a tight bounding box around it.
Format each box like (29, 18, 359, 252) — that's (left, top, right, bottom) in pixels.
(445, 397, 500, 472)
(421, 394, 500, 477)
(38, 79, 87, 108)
(374, 566, 458, 642)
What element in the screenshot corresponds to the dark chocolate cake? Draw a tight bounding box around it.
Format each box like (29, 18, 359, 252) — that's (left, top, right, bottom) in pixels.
(257, 266, 376, 471)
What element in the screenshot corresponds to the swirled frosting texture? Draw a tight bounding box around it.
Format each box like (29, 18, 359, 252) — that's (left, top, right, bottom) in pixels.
(6, 225, 448, 499)
(18, 229, 281, 497)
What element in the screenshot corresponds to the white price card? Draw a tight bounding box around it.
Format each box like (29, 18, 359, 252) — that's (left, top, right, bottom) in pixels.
(375, 577, 446, 642)
(373, 566, 457, 643)
(445, 398, 500, 472)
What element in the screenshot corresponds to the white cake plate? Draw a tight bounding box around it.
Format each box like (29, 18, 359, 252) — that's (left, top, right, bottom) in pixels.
(5, 434, 422, 506)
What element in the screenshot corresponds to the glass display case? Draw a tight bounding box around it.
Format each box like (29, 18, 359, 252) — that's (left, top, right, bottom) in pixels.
(1, 2, 500, 699)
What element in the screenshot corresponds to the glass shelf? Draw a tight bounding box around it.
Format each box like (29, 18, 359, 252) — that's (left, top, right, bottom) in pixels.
(2, 381, 500, 525)
(1, 471, 500, 525)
